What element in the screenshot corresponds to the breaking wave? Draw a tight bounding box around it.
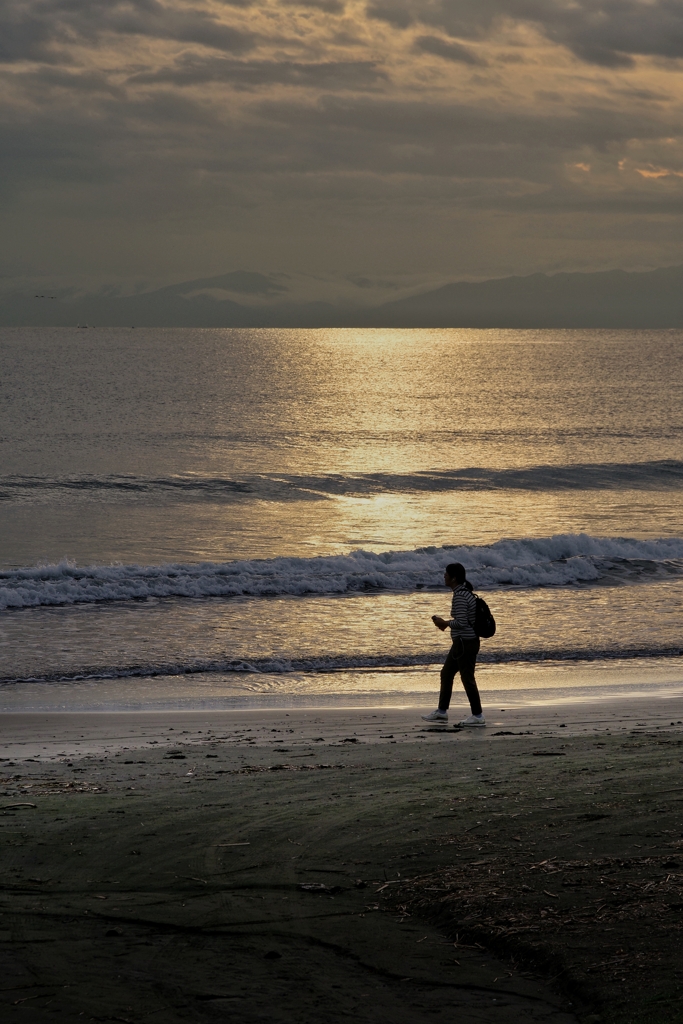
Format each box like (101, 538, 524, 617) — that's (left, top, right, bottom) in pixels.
(2, 534, 683, 610)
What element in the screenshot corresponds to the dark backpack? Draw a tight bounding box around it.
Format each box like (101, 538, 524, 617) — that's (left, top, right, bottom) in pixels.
(473, 595, 496, 638)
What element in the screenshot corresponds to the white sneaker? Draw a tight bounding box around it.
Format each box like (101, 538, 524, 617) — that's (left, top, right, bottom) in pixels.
(458, 714, 486, 727)
(421, 709, 448, 722)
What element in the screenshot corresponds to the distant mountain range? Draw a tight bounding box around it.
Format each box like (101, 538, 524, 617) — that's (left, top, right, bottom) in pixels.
(3, 264, 683, 328)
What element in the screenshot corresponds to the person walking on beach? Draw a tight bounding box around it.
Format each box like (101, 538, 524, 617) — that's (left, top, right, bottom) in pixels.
(421, 562, 485, 727)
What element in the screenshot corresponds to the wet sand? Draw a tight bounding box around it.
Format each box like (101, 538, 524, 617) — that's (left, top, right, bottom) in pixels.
(1, 696, 682, 1023)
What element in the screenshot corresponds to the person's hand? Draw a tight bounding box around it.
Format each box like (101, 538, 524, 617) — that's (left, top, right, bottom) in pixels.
(432, 615, 448, 631)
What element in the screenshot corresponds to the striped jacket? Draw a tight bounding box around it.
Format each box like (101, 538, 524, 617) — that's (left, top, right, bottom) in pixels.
(448, 584, 477, 640)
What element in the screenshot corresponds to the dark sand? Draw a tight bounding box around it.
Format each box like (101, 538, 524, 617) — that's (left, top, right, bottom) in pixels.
(1, 696, 682, 1024)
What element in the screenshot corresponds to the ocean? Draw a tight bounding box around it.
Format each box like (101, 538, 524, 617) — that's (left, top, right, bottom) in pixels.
(1, 326, 682, 713)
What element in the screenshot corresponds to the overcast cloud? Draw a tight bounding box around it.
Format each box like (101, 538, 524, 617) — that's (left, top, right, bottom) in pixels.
(2, 0, 683, 301)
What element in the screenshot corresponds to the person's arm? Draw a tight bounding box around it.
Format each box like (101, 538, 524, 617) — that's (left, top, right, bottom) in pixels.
(432, 614, 450, 631)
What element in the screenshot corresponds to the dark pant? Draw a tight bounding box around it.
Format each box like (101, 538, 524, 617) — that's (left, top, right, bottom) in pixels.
(438, 637, 482, 715)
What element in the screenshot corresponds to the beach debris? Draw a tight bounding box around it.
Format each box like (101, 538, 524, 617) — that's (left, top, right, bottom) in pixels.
(378, 851, 683, 994)
(492, 731, 534, 736)
(4, 778, 106, 796)
(264, 950, 282, 960)
(298, 882, 342, 895)
(164, 752, 187, 760)
(532, 751, 566, 756)
(342, 737, 359, 743)
(236, 763, 344, 774)
(375, 880, 402, 892)
(0, 802, 37, 810)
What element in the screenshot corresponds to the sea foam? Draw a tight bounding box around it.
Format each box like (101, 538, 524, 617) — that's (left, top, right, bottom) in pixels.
(2, 534, 683, 610)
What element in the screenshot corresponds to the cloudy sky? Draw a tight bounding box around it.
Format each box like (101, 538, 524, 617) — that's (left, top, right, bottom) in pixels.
(3, 0, 683, 304)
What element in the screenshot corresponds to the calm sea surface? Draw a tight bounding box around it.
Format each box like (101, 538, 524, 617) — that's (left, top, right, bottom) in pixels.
(1, 327, 682, 711)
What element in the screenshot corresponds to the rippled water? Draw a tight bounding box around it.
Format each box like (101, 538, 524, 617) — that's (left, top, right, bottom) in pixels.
(1, 326, 682, 709)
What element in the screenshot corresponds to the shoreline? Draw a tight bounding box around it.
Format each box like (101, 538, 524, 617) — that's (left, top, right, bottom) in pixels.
(2, 690, 683, 760)
(1, 654, 682, 722)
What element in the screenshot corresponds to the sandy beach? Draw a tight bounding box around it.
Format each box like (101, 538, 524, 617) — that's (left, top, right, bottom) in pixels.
(1, 695, 682, 1023)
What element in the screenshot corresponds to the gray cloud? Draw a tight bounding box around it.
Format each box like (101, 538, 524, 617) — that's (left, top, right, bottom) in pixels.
(413, 34, 486, 65)
(0, 0, 255, 63)
(486, 186, 683, 215)
(9, 65, 125, 97)
(2, 0, 683, 296)
(542, 0, 683, 64)
(366, 0, 683, 66)
(6, 0, 682, 73)
(254, 95, 672, 156)
(0, 2, 55, 63)
(129, 56, 387, 90)
(1, 69, 675, 201)
(281, 0, 346, 11)
(365, 0, 500, 37)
